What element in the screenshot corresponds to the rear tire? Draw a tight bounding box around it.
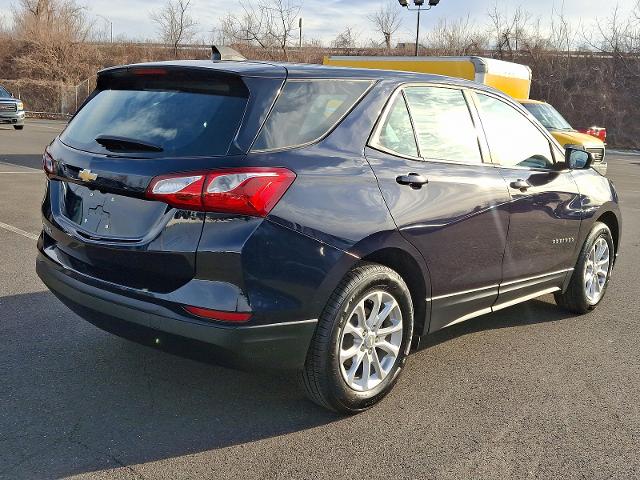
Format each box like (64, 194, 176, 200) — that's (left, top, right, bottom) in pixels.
(300, 262, 414, 414)
(554, 222, 614, 314)
(14, 125, 24, 130)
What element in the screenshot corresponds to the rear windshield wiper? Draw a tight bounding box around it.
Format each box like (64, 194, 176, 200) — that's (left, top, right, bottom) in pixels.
(95, 135, 163, 153)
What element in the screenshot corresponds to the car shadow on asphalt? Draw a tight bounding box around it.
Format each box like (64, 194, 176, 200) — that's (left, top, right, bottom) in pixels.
(420, 296, 573, 349)
(1, 290, 572, 478)
(0, 290, 341, 479)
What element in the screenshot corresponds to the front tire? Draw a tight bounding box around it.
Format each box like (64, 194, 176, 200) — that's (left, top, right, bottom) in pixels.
(300, 262, 414, 414)
(555, 222, 614, 314)
(14, 125, 24, 130)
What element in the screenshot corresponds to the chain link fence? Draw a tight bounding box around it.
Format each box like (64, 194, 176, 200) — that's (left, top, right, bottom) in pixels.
(1, 76, 96, 117)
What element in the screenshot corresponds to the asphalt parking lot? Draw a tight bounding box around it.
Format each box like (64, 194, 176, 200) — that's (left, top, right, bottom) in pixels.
(1, 119, 639, 480)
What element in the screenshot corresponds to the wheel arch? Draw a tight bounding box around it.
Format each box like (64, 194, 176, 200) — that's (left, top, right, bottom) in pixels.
(360, 247, 430, 346)
(595, 210, 620, 255)
(309, 229, 433, 346)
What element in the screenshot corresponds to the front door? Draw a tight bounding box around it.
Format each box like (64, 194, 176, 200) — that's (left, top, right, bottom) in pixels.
(366, 85, 511, 333)
(472, 92, 582, 308)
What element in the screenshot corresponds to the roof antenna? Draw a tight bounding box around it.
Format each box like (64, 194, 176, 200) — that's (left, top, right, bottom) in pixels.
(211, 45, 246, 62)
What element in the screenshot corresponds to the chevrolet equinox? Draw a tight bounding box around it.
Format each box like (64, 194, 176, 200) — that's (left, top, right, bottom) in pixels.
(37, 59, 621, 413)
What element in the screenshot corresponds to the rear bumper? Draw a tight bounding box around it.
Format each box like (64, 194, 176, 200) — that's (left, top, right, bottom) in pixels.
(36, 250, 317, 371)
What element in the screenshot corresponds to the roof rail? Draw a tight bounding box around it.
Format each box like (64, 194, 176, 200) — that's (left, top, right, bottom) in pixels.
(211, 45, 247, 62)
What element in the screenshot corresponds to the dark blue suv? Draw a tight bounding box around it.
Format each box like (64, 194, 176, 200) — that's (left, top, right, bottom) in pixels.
(37, 59, 621, 413)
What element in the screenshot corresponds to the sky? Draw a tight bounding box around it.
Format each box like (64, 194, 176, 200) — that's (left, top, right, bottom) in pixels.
(0, 0, 636, 44)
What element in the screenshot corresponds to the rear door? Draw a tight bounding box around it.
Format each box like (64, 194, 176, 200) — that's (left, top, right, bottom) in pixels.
(365, 84, 511, 333)
(471, 92, 582, 308)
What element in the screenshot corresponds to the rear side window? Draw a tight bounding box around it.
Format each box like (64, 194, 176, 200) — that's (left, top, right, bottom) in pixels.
(60, 69, 249, 157)
(404, 86, 482, 163)
(252, 80, 372, 151)
(372, 94, 419, 157)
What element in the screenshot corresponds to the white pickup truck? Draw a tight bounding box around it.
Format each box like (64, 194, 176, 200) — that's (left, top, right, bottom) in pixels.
(0, 85, 25, 130)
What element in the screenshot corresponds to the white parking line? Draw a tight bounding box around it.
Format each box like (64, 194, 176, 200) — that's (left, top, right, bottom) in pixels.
(0, 222, 39, 240)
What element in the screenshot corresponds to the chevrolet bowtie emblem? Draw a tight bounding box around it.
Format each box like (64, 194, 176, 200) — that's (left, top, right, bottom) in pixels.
(78, 169, 98, 182)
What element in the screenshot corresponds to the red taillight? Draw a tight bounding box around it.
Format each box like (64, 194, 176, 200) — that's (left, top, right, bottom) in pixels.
(146, 167, 296, 217)
(579, 127, 607, 143)
(42, 149, 55, 175)
(183, 305, 251, 323)
(202, 168, 296, 216)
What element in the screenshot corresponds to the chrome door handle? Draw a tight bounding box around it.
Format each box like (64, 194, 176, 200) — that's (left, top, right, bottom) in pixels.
(396, 173, 429, 190)
(510, 179, 531, 191)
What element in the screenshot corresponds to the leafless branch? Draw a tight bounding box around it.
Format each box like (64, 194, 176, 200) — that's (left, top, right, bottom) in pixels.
(151, 0, 199, 58)
(368, 1, 402, 50)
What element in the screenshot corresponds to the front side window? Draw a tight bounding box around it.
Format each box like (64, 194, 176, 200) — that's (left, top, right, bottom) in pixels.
(373, 94, 419, 157)
(476, 94, 554, 169)
(252, 80, 372, 151)
(404, 86, 482, 163)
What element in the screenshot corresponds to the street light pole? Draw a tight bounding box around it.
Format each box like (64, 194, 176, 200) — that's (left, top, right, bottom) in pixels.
(415, 7, 421, 56)
(398, 0, 441, 57)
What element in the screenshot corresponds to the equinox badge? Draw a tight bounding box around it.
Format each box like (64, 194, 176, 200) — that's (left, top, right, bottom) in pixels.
(78, 169, 98, 182)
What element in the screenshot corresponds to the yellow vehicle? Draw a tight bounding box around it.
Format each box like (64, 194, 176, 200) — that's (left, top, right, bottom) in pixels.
(519, 99, 607, 174)
(323, 55, 607, 174)
(324, 55, 532, 101)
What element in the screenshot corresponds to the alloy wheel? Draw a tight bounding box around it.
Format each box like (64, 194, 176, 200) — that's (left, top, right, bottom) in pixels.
(584, 237, 610, 304)
(338, 290, 403, 392)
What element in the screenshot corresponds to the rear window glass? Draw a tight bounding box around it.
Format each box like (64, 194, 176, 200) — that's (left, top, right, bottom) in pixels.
(60, 69, 249, 157)
(252, 79, 372, 151)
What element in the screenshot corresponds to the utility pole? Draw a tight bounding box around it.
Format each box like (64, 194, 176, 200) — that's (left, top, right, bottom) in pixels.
(97, 14, 113, 43)
(299, 17, 303, 48)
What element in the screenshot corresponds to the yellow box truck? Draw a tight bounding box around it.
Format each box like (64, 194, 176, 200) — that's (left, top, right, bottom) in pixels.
(323, 55, 533, 99)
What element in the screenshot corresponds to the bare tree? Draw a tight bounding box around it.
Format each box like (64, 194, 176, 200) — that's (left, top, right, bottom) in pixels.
(332, 26, 359, 49)
(151, 0, 198, 58)
(0, 11, 9, 33)
(425, 16, 487, 55)
(266, 0, 301, 56)
(368, 1, 402, 50)
(218, 0, 301, 60)
(487, 3, 531, 59)
(10, 0, 98, 82)
(12, 0, 92, 42)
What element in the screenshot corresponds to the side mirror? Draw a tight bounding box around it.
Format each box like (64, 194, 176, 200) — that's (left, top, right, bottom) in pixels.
(565, 147, 593, 170)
